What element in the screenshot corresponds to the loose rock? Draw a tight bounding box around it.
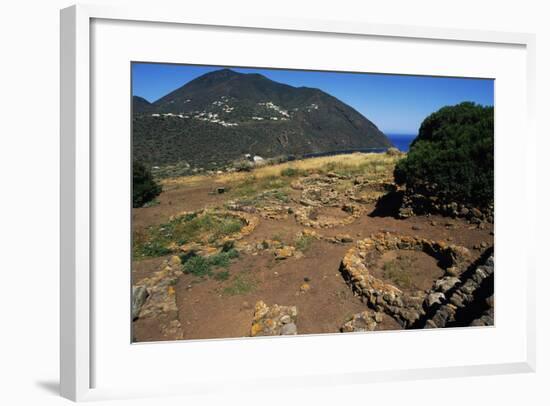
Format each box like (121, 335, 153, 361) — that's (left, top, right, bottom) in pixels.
(250, 301, 298, 337)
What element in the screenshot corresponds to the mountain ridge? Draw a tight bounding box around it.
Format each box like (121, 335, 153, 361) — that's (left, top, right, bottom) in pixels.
(132, 69, 393, 170)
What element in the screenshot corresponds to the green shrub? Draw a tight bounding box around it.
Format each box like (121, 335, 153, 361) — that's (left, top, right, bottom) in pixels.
(207, 249, 239, 268)
(133, 160, 162, 208)
(394, 102, 493, 208)
(234, 159, 253, 172)
(183, 256, 211, 277)
(281, 167, 306, 177)
(182, 249, 240, 278)
(132, 230, 171, 259)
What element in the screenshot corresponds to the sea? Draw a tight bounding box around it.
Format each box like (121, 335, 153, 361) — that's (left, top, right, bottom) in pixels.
(387, 133, 417, 152)
(300, 133, 417, 160)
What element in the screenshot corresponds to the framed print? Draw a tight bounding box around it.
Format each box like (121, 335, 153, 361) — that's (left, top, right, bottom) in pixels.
(60, 4, 536, 402)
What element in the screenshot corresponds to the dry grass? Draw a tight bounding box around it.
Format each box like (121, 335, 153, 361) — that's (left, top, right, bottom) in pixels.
(162, 153, 401, 188)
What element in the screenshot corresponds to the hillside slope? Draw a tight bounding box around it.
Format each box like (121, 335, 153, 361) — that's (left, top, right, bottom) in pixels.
(132, 68, 392, 169)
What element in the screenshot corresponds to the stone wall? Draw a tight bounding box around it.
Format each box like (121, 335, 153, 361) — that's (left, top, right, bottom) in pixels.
(339, 233, 473, 327)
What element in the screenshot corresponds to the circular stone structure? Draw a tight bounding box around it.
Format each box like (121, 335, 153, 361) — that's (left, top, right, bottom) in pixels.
(340, 232, 472, 327)
(294, 203, 365, 228)
(167, 209, 259, 254)
(346, 179, 397, 204)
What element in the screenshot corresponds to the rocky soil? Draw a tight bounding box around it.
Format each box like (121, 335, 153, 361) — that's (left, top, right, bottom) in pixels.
(132, 154, 494, 342)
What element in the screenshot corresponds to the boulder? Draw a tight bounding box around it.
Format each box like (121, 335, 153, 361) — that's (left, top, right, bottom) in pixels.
(435, 277, 460, 293)
(281, 323, 298, 335)
(250, 301, 298, 337)
(132, 286, 149, 320)
(274, 246, 296, 260)
(426, 292, 445, 307)
(341, 310, 382, 333)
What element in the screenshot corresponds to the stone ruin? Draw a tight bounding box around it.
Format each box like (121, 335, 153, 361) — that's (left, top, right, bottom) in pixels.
(423, 254, 494, 328)
(346, 178, 397, 204)
(132, 255, 184, 340)
(170, 209, 259, 256)
(226, 190, 294, 220)
(398, 189, 494, 225)
(340, 310, 384, 333)
(339, 232, 493, 329)
(250, 301, 298, 337)
(294, 203, 365, 228)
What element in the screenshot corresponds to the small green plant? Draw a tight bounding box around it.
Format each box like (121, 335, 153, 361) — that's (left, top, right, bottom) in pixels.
(183, 256, 212, 277)
(271, 233, 284, 242)
(213, 270, 231, 281)
(132, 229, 171, 259)
(207, 249, 239, 268)
(295, 234, 314, 252)
(223, 273, 256, 296)
(182, 249, 240, 278)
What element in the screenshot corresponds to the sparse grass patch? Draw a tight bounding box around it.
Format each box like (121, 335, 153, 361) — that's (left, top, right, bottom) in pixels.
(183, 249, 240, 278)
(230, 175, 291, 200)
(223, 273, 256, 296)
(318, 155, 397, 179)
(382, 255, 415, 289)
(132, 229, 171, 259)
(213, 270, 230, 281)
(132, 212, 244, 259)
(230, 189, 290, 209)
(271, 233, 284, 242)
(295, 234, 314, 252)
(281, 167, 308, 177)
(163, 153, 401, 189)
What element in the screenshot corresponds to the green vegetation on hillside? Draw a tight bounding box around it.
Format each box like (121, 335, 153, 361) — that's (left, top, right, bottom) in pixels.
(132, 69, 392, 171)
(394, 102, 493, 208)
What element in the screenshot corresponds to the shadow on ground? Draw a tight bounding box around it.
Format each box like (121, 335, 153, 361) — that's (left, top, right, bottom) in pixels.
(369, 190, 403, 218)
(35, 380, 59, 396)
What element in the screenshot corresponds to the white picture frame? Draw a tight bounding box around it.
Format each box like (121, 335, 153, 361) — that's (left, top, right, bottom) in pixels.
(60, 3, 536, 402)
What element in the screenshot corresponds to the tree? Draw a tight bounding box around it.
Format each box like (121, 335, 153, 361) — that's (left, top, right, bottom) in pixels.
(133, 160, 162, 208)
(394, 102, 494, 209)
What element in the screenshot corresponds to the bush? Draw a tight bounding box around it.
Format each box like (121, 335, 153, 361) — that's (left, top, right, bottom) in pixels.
(233, 159, 253, 172)
(182, 249, 240, 278)
(133, 161, 162, 208)
(281, 167, 307, 177)
(394, 102, 493, 208)
(183, 256, 212, 277)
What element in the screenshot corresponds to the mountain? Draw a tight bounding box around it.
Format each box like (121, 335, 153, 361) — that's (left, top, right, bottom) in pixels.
(132, 69, 393, 169)
(132, 96, 154, 113)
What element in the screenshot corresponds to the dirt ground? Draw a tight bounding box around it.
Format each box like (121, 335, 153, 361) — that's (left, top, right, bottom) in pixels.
(132, 159, 494, 342)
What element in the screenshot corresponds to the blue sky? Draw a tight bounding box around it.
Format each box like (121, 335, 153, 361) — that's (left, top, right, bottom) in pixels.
(132, 63, 494, 135)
